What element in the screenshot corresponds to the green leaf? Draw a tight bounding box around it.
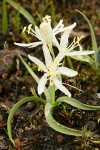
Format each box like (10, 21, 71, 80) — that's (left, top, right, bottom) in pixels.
(19, 54, 39, 83)
(45, 102, 91, 137)
(7, 96, 46, 145)
(45, 97, 100, 137)
(76, 10, 99, 71)
(57, 96, 100, 110)
(2, 0, 8, 35)
(6, 0, 36, 25)
(70, 54, 95, 67)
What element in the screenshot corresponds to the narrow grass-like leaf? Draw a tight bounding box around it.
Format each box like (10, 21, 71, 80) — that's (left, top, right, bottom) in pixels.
(6, 0, 36, 25)
(41, 1, 52, 15)
(18, 54, 39, 83)
(76, 10, 99, 70)
(2, 0, 8, 35)
(70, 54, 95, 67)
(45, 102, 92, 137)
(7, 96, 46, 145)
(45, 96, 100, 137)
(51, 1, 56, 26)
(57, 96, 100, 110)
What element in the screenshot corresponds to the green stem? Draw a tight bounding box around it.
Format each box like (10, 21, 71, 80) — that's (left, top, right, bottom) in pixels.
(7, 96, 46, 145)
(67, 56, 74, 70)
(49, 44, 55, 59)
(51, 84, 55, 104)
(67, 56, 76, 85)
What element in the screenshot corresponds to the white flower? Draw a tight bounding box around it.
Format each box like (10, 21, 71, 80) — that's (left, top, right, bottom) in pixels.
(28, 45, 78, 97)
(59, 28, 95, 56)
(14, 15, 63, 49)
(14, 15, 77, 51)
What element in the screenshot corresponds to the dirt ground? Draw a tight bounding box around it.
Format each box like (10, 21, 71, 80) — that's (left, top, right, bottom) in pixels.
(0, 0, 100, 149)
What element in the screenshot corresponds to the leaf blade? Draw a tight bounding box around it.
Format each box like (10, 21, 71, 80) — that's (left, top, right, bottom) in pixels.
(6, 0, 36, 25)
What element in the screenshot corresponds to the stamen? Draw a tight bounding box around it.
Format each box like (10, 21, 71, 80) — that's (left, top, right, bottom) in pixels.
(73, 35, 84, 47)
(42, 15, 51, 22)
(38, 66, 43, 72)
(73, 37, 76, 44)
(22, 26, 27, 33)
(28, 24, 32, 34)
(77, 35, 84, 46)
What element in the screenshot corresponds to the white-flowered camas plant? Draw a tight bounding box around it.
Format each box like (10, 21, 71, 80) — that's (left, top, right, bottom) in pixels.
(7, 15, 100, 146)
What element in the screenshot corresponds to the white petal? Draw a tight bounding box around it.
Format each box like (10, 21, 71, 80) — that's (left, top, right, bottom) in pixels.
(54, 51, 65, 64)
(52, 35, 61, 51)
(42, 44, 53, 67)
(50, 51, 65, 71)
(35, 26, 42, 40)
(65, 22, 76, 30)
(28, 55, 48, 72)
(54, 22, 76, 35)
(14, 42, 36, 47)
(60, 31, 69, 49)
(53, 20, 64, 33)
(57, 67, 78, 77)
(38, 74, 48, 94)
(53, 78, 71, 97)
(60, 24, 76, 49)
(66, 51, 94, 56)
(28, 41, 42, 48)
(40, 22, 53, 44)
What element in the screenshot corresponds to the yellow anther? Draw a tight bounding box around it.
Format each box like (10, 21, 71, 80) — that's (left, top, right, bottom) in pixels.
(38, 66, 43, 72)
(73, 37, 76, 44)
(77, 35, 84, 46)
(28, 24, 32, 34)
(73, 35, 84, 46)
(98, 118, 100, 123)
(42, 15, 51, 22)
(22, 26, 27, 33)
(77, 37, 80, 45)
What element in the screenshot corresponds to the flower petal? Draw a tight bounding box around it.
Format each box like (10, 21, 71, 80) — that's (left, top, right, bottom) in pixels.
(40, 22, 53, 44)
(28, 55, 48, 72)
(54, 51, 65, 64)
(53, 78, 71, 97)
(35, 26, 42, 40)
(57, 67, 78, 77)
(65, 22, 76, 30)
(52, 35, 61, 51)
(38, 74, 48, 94)
(42, 44, 53, 67)
(14, 42, 36, 47)
(28, 41, 42, 48)
(54, 22, 76, 35)
(53, 20, 64, 33)
(66, 51, 94, 56)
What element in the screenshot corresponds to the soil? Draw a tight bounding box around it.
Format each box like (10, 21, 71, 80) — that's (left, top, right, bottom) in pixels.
(0, 0, 100, 150)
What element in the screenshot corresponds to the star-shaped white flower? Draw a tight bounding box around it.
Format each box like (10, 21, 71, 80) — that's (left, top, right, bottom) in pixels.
(14, 15, 76, 51)
(59, 27, 95, 57)
(14, 15, 62, 49)
(28, 44, 78, 97)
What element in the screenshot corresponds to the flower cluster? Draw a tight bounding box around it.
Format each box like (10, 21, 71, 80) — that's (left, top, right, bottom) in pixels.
(15, 15, 94, 97)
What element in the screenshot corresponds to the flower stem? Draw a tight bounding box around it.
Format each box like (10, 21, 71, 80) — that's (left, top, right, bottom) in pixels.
(49, 44, 55, 59)
(51, 84, 55, 104)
